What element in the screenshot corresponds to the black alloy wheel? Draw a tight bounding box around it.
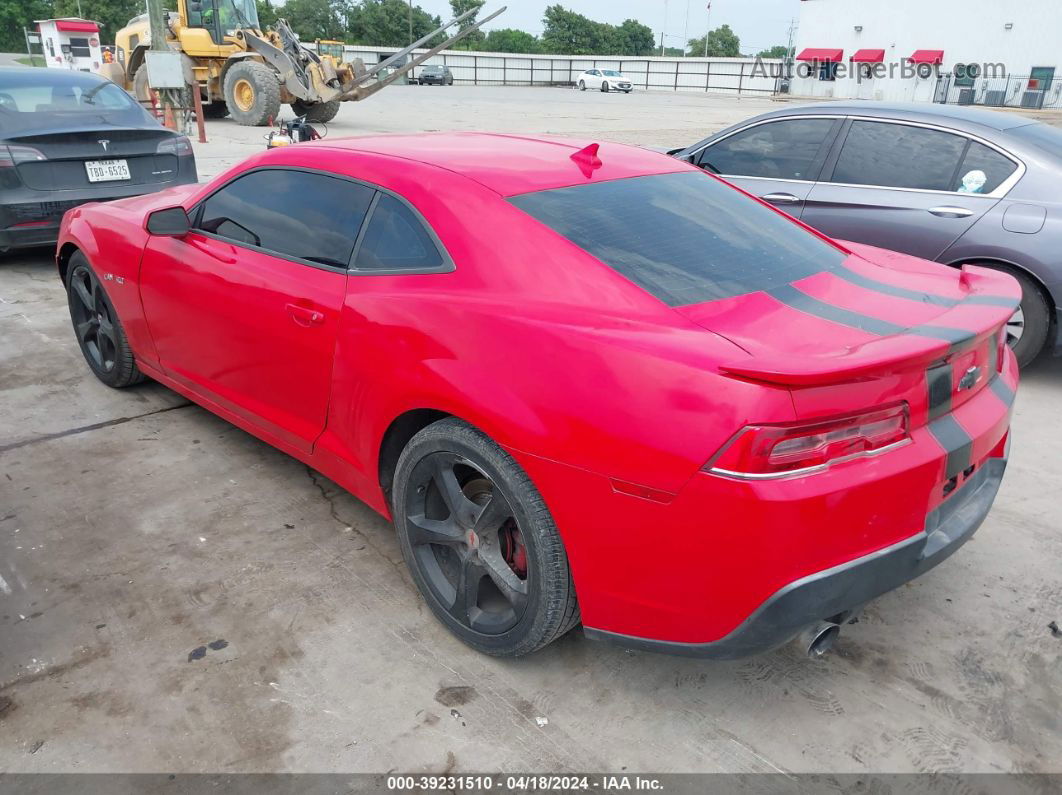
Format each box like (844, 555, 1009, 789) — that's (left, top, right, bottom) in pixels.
(67, 253, 144, 387)
(404, 451, 529, 634)
(393, 418, 579, 656)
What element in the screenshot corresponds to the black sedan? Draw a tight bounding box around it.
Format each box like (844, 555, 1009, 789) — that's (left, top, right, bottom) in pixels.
(0, 67, 198, 254)
(417, 65, 454, 85)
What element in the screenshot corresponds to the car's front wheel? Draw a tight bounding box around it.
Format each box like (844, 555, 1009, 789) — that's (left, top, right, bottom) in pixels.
(392, 418, 580, 657)
(66, 252, 144, 388)
(601, 81, 610, 92)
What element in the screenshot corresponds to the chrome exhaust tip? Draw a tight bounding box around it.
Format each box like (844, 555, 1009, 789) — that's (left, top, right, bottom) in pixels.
(799, 621, 840, 658)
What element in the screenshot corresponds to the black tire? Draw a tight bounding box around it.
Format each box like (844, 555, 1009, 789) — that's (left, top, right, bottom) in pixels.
(202, 100, 228, 119)
(624, 89, 632, 94)
(601, 81, 609, 92)
(393, 418, 580, 657)
(291, 99, 341, 123)
(131, 66, 151, 103)
(578, 80, 586, 91)
(985, 264, 1051, 367)
(223, 61, 281, 127)
(66, 252, 144, 388)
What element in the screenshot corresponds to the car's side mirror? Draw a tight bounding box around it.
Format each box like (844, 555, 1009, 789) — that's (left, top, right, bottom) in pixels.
(146, 206, 190, 236)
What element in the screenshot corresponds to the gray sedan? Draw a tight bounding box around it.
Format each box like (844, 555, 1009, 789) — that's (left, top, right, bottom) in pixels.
(674, 102, 1062, 366)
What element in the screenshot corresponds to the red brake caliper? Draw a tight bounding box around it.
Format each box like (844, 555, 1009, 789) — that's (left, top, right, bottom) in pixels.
(499, 523, 528, 578)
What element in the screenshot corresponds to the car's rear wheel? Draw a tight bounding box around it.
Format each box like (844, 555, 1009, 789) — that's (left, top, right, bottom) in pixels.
(66, 252, 144, 388)
(392, 418, 579, 657)
(578, 80, 586, 91)
(982, 264, 1051, 367)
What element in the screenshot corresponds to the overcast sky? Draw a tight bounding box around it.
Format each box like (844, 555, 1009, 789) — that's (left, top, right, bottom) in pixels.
(415, 0, 802, 54)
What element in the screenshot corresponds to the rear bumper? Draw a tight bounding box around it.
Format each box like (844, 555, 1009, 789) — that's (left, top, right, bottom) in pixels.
(0, 159, 196, 253)
(584, 456, 1006, 659)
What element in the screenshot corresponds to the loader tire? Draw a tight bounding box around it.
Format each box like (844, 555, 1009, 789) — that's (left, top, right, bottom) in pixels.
(132, 66, 151, 103)
(224, 61, 281, 127)
(291, 99, 341, 123)
(202, 100, 229, 119)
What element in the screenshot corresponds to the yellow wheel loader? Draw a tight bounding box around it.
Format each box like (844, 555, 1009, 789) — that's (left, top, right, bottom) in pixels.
(103, 2, 504, 126)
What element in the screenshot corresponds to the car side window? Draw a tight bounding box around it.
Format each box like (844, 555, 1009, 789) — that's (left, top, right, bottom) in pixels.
(196, 169, 374, 267)
(954, 141, 1017, 194)
(699, 118, 836, 181)
(830, 121, 968, 192)
(353, 193, 445, 272)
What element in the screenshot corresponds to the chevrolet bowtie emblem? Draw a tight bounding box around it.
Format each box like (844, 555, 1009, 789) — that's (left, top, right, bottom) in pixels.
(99, 139, 110, 151)
(959, 365, 981, 391)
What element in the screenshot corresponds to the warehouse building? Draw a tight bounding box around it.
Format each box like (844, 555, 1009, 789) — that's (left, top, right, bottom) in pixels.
(790, 0, 1062, 108)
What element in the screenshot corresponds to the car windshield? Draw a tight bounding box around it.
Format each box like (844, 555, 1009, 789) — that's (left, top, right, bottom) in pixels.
(602, 70, 623, 77)
(510, 170, 846, 307)
(1009, 122, 1062, 161)
(424, 66, 445, 73)
(0, 71, 151, 131)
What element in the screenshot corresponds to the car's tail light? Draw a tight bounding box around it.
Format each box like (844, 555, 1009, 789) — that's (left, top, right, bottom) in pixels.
(704, 403, 910, 479)
(157, 136, 193, 156)
(0, 144, 46, 169)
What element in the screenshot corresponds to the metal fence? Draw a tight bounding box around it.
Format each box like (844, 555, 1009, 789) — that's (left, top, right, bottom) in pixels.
(345, 45, 783, 96)
(934, 73, 1062, 109)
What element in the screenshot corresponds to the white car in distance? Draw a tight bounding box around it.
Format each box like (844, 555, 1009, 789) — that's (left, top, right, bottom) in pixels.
(576, 69, 633, 93)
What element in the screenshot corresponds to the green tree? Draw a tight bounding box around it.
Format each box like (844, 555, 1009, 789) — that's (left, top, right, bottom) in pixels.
(346, 0, 442, 47)
(256, 0, 279, 30)
(280, 0, 344, 41)
(448, 0, 484, 49)
(607, 18, 653, 56)
(482, 27, 539, 53)
(686, 24, 740, 57)
(0, 0, 51, 53)
(756, 44, 788, 59)
(50, 0, 143, 46)
(540, 4, 604, 55)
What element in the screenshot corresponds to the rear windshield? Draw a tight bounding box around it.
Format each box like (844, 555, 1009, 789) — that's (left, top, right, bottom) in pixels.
(1008, 122, 1062, 161)
(509, 171, 846, 306)
(0, 70, 151, 132)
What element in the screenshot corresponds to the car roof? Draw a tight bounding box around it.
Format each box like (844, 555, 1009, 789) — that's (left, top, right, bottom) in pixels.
(0, 66, 112, 89)
(756, 100, 1036, 132)
(312, 132, 690, 196)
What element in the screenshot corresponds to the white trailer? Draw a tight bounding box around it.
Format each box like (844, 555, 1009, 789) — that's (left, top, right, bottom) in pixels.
(34, 18, 103, 72)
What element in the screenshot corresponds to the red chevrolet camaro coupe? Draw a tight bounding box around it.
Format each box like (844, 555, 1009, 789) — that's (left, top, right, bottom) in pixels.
(56, 133, 1020, 659)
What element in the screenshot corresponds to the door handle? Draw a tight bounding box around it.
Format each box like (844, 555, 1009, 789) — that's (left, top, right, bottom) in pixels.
(286, 303, 325, 327)
(761, 192, 801, 205)
(189, 237, 238, 263)
(928, 206, 974, 218)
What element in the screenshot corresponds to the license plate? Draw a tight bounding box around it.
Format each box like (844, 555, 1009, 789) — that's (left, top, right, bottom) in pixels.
(85, 159, 130, 182)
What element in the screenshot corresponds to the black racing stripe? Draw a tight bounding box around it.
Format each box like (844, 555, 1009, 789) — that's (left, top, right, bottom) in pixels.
(833, 268, 960, 307)
(989, 375, 1016, 407)
(926, 363, 953, 420)
(767, 285, 906, 335)
(965, 295, 1022, 308)
(928, 415, 973, 480)
(906, 325, 979, 349)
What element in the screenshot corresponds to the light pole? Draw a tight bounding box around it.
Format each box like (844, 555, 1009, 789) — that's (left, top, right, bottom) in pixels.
(703, 1, 712, 57)
(408, 0, 413, 47)
(660, 0, 668, 57)
(683, 0, 690, 56)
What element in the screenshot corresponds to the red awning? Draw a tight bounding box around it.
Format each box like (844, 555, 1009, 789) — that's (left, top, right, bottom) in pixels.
(795, 48, 844, 63)
(909, 49, 944, 64)
(54, 19, 99, 32)
(850, 49, 885, 63)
